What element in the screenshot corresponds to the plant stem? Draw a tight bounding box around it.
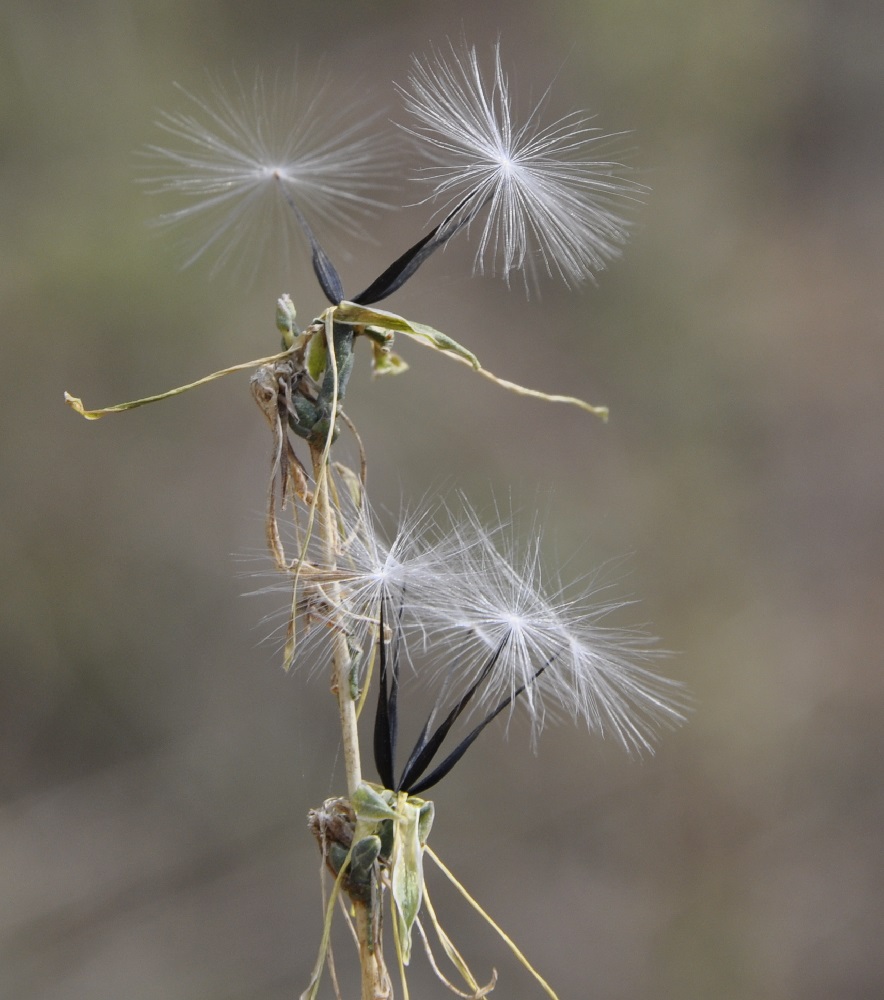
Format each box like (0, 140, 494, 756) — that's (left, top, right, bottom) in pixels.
(310, 445, 362, 795)
(310, 444, 390, 999)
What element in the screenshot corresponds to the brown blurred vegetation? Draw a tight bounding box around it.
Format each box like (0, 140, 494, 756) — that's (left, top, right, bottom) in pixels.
(2, 1, 882, 998)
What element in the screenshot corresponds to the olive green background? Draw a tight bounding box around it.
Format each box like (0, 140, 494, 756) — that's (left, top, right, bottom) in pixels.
(2, 1, 882, 998)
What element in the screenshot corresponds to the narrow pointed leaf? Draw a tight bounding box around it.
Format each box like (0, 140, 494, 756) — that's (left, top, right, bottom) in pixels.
(334, 302, 480, 369)
(64, 348, 296, 420)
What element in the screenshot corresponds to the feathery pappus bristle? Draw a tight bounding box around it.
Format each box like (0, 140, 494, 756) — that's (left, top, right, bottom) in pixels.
(400, 39, 648, 289)
(142, 72, 394, 281)
(257, 494, 688, 757)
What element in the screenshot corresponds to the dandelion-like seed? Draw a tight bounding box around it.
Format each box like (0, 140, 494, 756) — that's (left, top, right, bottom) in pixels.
(143, 72, 393, 280)
(310, 500, 455, 660)
(401, 40, 648, 287)
(252, 495, 460, 676)
(263, 493, 687, 759)
(419, 502, 689, 753)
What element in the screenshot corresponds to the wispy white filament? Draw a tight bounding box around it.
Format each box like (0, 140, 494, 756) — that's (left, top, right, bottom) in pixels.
(422, 502, 688, 752)
(251, 499, 458, 674)
(400, 41, 648, 288)
(260, 497, 687, 753)
(143, 72, 393, 280)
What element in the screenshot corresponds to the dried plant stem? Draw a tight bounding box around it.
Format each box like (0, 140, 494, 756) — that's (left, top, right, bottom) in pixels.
(309, 443, 391, 999)
(311, 444, 362, 793)
(355, 903, 391, 1000)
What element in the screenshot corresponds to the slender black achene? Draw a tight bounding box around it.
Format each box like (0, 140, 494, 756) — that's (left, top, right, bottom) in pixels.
(280, 173, 485, 308)
(372, 596, 547, 796)
(280, 187, 489, 444)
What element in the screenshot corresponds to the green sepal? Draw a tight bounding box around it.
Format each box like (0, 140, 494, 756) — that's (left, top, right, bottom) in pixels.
(361, 325, 394, 347)
(418, 799, 435, 844)
(351, 782, 398, 823)
(390, 793, 426, 965)
(328, 841, 350, 876)
(349, 835, 382, 884)
(349, 785, 435, 965)
(377, 817, 395, 860)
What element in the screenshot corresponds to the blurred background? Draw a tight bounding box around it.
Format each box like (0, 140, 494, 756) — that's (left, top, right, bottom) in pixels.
(2, 0, 883, 997)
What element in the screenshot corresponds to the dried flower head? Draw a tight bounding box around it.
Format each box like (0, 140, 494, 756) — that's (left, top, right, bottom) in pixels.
(400, 40, 647, 288)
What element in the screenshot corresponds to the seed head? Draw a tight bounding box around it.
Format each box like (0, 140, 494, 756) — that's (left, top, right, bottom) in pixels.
(417, 501, 688, 752)
(400, 40, 647, 289)
(260, 495, 688, 754)
(143, 72, 393, 281)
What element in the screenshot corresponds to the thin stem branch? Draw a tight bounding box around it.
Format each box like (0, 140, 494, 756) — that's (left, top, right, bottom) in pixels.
(308, 318, 390, 994)
(311, 446, 391, 998)
(310, 443, 363, 796)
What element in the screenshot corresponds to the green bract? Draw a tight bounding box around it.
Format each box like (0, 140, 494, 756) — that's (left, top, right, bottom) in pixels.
(351, 782, 434, 966)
